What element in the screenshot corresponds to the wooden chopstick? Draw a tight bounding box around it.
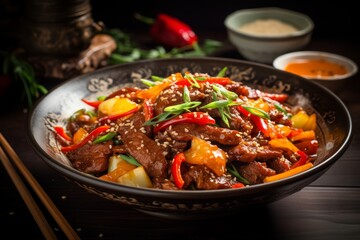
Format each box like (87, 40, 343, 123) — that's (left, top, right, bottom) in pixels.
(0, 146, 57, 239)
(0, 133, 81, 240)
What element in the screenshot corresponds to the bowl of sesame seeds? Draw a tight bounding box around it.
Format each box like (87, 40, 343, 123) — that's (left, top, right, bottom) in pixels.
(27, 57, 352, 219)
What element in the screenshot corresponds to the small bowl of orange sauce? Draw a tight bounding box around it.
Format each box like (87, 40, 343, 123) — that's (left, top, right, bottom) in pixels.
(273, 51, 358, 92)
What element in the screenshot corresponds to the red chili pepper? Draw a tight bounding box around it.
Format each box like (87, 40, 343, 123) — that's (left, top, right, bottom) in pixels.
(61, 125, 110, 152)
(54, 126, 72, 142)
(175, 77, 232, 87)
(295, 139, 319, 155)
(238, 106, 282, 139)
(291, 150, 308, 169)
(171, 152, 186, 189)
(256, 90, 288, 103)
(231, 182, 245, 189)
(81, 99, 103, 108)
(143, 99, 154, 121)
(153, 112, 215, 134)
(98, 107, 139, 123)
(135, 13, 198, 48)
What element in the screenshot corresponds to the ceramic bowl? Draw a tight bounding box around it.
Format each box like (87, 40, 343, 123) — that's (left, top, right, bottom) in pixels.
(224, 7, 314, 63)
(28, 57, 352, 219)
(273, 51, 358, 92)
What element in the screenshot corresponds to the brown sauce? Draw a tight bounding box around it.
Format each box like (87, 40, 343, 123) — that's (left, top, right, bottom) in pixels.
(284, 59, 348, 78)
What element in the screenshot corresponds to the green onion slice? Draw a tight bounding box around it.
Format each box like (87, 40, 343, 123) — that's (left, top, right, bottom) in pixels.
(164, 101, 201, 112)
(119, 154, 141, 167)
(242, 106, 270, 119)
(217, 67, 228, 77)
(93, 132, 117, 144)
(227, 162, 250, 185)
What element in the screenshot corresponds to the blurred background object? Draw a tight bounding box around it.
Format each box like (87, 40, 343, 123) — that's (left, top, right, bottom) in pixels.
(0, 0, 359, 108)
(224, 7, 314, 63)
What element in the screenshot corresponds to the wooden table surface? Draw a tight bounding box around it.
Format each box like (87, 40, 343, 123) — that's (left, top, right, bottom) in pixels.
(1, 37, 359, 240)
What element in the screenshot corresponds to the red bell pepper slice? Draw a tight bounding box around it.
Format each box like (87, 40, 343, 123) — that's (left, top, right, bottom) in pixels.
(61, 125, 110, 152)
(175, 77, 232, 87)
(143, 99, 154, 121)
(153, 112, 215, 134)
(231, 182, 245, 189)
(171, 152, 186, 189)
(295, 139, 319, 155)
(237, 106, 271, 137)
(54, 126, 72, 142)
(98, 106, 139, 123)
(256, 90, 288, 103)
(81, 99, 103, 109)
(291, 150, 308, 169)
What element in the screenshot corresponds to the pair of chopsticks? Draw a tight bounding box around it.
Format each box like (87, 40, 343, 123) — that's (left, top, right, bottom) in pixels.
(0, 133, 80, 240)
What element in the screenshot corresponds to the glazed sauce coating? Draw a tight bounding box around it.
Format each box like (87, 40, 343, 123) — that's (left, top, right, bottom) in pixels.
(284, 59, 348, 78)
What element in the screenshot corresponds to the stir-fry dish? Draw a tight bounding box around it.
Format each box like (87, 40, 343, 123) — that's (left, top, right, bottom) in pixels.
(54, 68, 319, 190)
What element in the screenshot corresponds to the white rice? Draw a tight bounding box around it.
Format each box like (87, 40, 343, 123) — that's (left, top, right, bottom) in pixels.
(239, 19, 298, 36)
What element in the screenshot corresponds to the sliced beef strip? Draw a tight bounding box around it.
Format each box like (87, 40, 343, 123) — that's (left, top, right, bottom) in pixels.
(118, 112, 168, 179)
(66, 141, 112, 175)
(105, 87, 141, 103)
(154, 84, 205, 115)
(267, 156, 292, 174)
(182, 165, 235, 190)
(238, 161, 276, 185)
(227, 141, 283, 163)
(163, 123, 242, 145)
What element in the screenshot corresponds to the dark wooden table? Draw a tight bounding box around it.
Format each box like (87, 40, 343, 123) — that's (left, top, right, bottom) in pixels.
(1, 37, 359, 240)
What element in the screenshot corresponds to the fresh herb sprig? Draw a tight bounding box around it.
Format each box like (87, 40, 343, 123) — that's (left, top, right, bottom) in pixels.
(143, 86, 201, 126)
(1, 51, 48, 108)
(105, 28, 222, 65)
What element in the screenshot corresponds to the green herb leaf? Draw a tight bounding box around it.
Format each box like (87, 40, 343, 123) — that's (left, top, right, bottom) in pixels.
(164, 101, 201, 112)
(212, 84, 238, 100)
(119, 154, 141, 167)
(217, 67, 227, 77)
(242, 106, 270, 119)
(227, 162, 250, 185)
(93, 132, 117, 144)
(183, 86, 190, 103)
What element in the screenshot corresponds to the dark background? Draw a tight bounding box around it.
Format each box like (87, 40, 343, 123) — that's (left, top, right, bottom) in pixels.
(91, 0, 358, 41)
(0, 0, 358, 48)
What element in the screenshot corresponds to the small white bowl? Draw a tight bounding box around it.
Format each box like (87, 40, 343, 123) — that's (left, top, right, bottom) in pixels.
(273, 51, 358, 92)
(224, 7, 314, 63)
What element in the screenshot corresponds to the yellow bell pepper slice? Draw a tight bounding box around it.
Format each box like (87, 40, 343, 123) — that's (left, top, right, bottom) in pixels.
(98, 97, 139, 117)
(117, 166, 153, 188)
(184, 136, 227, 176)
(99, 156, 136, 182)
(291, 110, 316, 131)
(269, 138, 299, 153)
(263, 162, 313, 183)
(291, 130, 316, 142)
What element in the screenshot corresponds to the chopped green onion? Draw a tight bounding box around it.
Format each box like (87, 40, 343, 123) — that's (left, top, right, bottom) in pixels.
(242, 106, 270, 119)
(227, 162, 250, 185)
(217, 67, 227, 77)
(164, 101, 201, 112)
(274, 103, 292, 118)
(219, 107, 230, 127)
(183, 86, 191, 103)
(201, 99, 240, 109)
(184, 73, 200, 88)
(212, 84, 238, 100)
(97, 96, 107, 101)
(143, 111, 175, 126)
(141, 79, 158, 87)
(119, 154, 141, 167)
(151, 75, 164, 82)
(93, 132, 117, 144)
